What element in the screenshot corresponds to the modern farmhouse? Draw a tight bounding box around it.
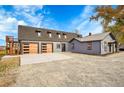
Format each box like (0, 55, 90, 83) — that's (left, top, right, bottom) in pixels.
(69, 32, 118, 55)
(11, 25, 81, 54)
(6, 25, 118, 55)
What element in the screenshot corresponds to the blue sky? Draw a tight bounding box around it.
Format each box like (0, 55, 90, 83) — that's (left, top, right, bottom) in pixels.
(0, 5, 103, 45)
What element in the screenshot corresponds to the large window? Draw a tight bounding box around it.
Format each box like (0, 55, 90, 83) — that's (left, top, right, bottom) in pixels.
(87, 42, 92, 50)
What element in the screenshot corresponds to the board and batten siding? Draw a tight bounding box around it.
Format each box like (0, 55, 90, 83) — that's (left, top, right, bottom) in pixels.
(69, 39, 101, 55)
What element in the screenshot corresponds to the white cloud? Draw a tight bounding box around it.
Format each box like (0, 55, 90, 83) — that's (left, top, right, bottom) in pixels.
(0, 5, 58, 45)
(69, 5, 103, 36)
(13, 5, 45, 28)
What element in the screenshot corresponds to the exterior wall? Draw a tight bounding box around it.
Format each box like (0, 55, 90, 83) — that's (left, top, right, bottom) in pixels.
(53, 42, 68, 52)
(69, 40, 101, 55)
(20, 40, 69, 54)
(101, 35, 116, 55)
(53, 42, 62, 52)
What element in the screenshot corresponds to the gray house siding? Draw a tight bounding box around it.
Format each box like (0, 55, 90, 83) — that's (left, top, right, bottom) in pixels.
(69, 40, 101, 55)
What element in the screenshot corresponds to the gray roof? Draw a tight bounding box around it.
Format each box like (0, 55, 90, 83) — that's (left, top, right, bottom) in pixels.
(72, 32, 112, 42)
(18, 25, 82, 42)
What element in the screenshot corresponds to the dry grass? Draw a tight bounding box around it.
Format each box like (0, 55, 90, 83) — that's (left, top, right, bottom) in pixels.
(0, 57, 20, 87)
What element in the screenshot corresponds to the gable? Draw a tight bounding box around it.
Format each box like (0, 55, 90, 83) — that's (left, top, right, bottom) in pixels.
(102, 33, 116, 42)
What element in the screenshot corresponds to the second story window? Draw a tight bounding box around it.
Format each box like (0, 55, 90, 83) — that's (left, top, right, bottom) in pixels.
(47, 32, 52, 38)
(36, 30, 41, 37)
(58, 34, 61, 38)
(37, 32, 41, 37)
(63, 33, 67, 39)
(48, 32, 52, 38)
(57, 33, 61, 39)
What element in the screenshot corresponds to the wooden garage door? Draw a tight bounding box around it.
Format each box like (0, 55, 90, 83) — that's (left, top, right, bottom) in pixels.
(29, 43, 38, 54)
(47, 43, 52, 53)
(42, 43, 52, 53)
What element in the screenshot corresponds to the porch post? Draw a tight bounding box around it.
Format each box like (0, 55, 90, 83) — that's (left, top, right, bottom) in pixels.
(39, 42, 41, 54)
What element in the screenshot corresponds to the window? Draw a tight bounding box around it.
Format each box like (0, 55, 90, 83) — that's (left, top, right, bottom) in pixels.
(77, 35, 80, 37)
(7, 43, 10, 48)
(71, 43, 74, 49)
(104, 41, 107, 51)
(64, 35, 67, 39)
(49, 33, 52, 38)
(58, 34, 61, 38)
(87, 42, 92, 50)
(56, 44, 60, 49)
(36, 31, 41, 37)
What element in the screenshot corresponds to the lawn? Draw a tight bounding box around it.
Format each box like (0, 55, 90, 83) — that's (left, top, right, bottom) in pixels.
(0, 57, 20, 86)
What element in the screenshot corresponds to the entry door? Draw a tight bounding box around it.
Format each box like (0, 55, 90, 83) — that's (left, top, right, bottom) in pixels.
(109, 44, 111, 53)
(62, 44, 66, 52)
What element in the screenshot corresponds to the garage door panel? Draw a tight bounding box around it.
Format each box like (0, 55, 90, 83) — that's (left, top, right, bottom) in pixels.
(29, 43, 38, 54)
(41, 43, 52, 53)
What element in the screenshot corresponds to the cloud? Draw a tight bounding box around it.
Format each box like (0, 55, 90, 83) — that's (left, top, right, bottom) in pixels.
(0, 5, 59, 45)
(13, 5, 45, 27)
(69, 5, 103, 36)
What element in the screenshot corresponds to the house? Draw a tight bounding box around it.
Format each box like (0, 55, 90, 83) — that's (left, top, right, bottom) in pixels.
(18, 25, 82, 54)
(69, 32, 118, 55)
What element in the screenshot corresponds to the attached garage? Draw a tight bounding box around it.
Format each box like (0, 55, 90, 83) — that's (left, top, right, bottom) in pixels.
(22, 43, 38, 54)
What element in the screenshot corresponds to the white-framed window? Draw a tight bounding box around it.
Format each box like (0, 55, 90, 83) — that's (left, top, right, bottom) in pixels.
(49, 33, 52, 38)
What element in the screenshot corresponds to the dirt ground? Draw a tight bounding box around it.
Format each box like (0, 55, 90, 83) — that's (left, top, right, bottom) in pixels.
(4, 52, 124, 87)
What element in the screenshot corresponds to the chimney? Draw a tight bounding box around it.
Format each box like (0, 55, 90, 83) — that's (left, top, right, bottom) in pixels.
(89, 32, 92, 36)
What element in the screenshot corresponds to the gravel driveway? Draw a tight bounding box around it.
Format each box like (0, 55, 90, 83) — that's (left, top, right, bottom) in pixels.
(9, 52, 124, 87)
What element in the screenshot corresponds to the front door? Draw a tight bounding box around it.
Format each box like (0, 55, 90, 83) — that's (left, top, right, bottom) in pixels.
(62, 44, 66, 52)
(109, 44, 111, 53)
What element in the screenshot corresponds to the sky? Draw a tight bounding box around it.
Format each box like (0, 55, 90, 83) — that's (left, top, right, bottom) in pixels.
(0, 5, 103, 45)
